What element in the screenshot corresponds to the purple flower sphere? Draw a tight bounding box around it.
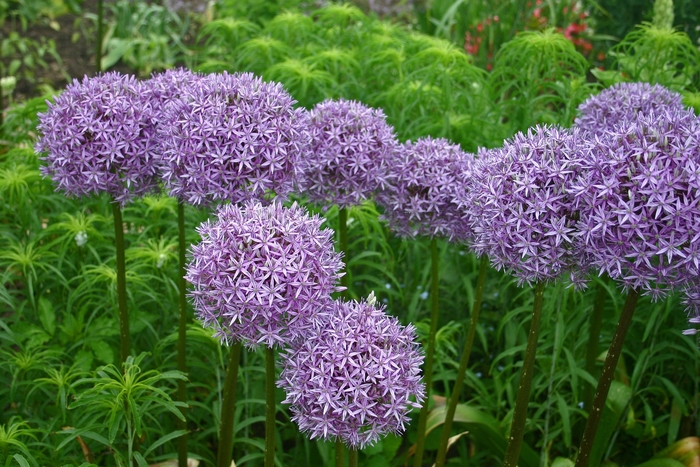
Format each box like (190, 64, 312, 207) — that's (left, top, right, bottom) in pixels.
(573, 108, 700, 300)
(158, 71, 311, 206)
(298, 99, 400, 208)
(185, 200, 344, 349)
(460, 125, 588, 287)
(375, 137, 474, 240)
(143, 68, 203, 119)
(278, 296, 425, 448)
(575, 82, 685, 136)
(36, 72, 159, 205)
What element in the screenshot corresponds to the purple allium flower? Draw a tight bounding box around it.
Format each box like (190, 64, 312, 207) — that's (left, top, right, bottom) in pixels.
(575, 82, 685, 137)
(278, 295, 425, 448)
(143, 68, 203, 120)
(158, 71, 311, 206)
(36, 72, 159, 205)
(681, 286, 700, 336)
(459, 125, 588, 287)
(375, 137, 475, 240)
(573, 108, 700, 300)
(297, 99, 400, 208)
(185, 200, 344, 349)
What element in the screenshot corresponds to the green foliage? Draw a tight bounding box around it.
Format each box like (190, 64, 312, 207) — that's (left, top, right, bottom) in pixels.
(0, 32, 64, 90)
(489, 28, 596, 134)
(608, 23, 700, 92)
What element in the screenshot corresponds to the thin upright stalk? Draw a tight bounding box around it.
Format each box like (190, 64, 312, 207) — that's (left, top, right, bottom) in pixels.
(96, 0, 104, 72)
(502, 281, 546, 467)
(575, 289, 639, 467)
(583, 279, 607, 411)
(348, 448, 358, 467)
(413, 237, 441, 467)
(435, 255, 488, 467)
(338, 207, 349, 297)
(216, 342, 242, 467)
(112, 201, 129, 364)
(176, 202, 188, 467)
(265, 347, 276, 467)
(336, 440, 346, 467)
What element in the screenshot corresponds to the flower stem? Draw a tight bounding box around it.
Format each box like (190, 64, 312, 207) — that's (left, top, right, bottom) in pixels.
(502, 281, 546, 467)
(335, 440, 345, 467)
(216, 342, 242, 467)
(112, 201, 129, 364)
(413, 237, 441, 467)
(348, 448, 358, 467)
(96, 0, 104, 72)
(339, 207, 349, 297)
(575, 288, 639, 467)
(583, 279, 607, 411)
(177, 202, 188, 467)
(435, 254, 488, 467)
(265, 346, 276, 467)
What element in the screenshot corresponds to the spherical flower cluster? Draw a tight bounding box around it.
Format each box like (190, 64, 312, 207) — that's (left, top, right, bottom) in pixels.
(143, 68, 203, 120)
(575, 82, 685, 136)
(185, 200, 344, 349)
(375, 137, 474, 240)
(297, 99, 400, 209)
(278, 295, 425, 448)
(572, 108, 700, 300)
(158, 71, 311, 206)
(459, 125, 588, 287)
(681, 286, 700, 336)
(36, 72, 159, 205)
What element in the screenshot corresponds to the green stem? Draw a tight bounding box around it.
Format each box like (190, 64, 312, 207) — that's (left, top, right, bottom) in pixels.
(575, 288, 639, 467)
(413, 237, 440, 467)
(435, 255, 488, 467)
(502, 281, 546, 467)
(265, 347, 276, 467)
(348, 448, 358, 467)
(583, 278, 607, 411)
(96, 0, 104, 72)
(112, 201, 129, 364)
(177, 202, 188, 467)
(216, 342, 242, 467)
(336, 440, 345, 467)
(339, 207, 349, 298)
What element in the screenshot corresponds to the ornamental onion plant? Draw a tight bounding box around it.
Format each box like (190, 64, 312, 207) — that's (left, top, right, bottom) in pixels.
(572, 107, 700, 467)
(185, 201, 344, 467)
(157, 70, 311, 467)
(459, 125, 589, 467)
(278, 295, 425, 467)
(375, 136, 474, 467)
(36, 72, 159, 364)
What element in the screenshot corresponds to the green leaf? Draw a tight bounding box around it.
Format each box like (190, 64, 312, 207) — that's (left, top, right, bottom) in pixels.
(635, 460, 685, 467)
(589, 380, 633, 467)
(101, 38, 130, 70)
(13, 454, 30, 467)
(38, 297, 55, 336)
(133, 452, 148, 467)
(142, 429, 187, 458)
(90, 340, 115, 364)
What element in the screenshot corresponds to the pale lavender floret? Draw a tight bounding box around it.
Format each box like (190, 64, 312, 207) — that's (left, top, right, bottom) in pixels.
(143, 68, 204, 120)
(575, 82, 685, 136)
(36, 72, 159, 205)
(572, 108, 700, 300)
(158, 71, 311, 206)
(297, 99, 401, 209)
(681, 286, 700, 335)
(375, 137, 475, 240)
(278, 297, 425, 448)
(459, 125, 589, 287)
(185, 200, 344, 349)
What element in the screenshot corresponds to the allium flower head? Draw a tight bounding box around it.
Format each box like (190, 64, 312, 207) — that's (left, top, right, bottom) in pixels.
(298, 99, 400, 208)
(459, 125, 588, 287)
(143, 68, 203, 119)
(375, 137, 474, 240)
(36, 72, 159, 205)
(575, 82, 685, 137)
(573, 108, 700, 299)
(185, 200, 344, 349)
(278, 296, 425, 448)
(158, 71, 311, 206)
